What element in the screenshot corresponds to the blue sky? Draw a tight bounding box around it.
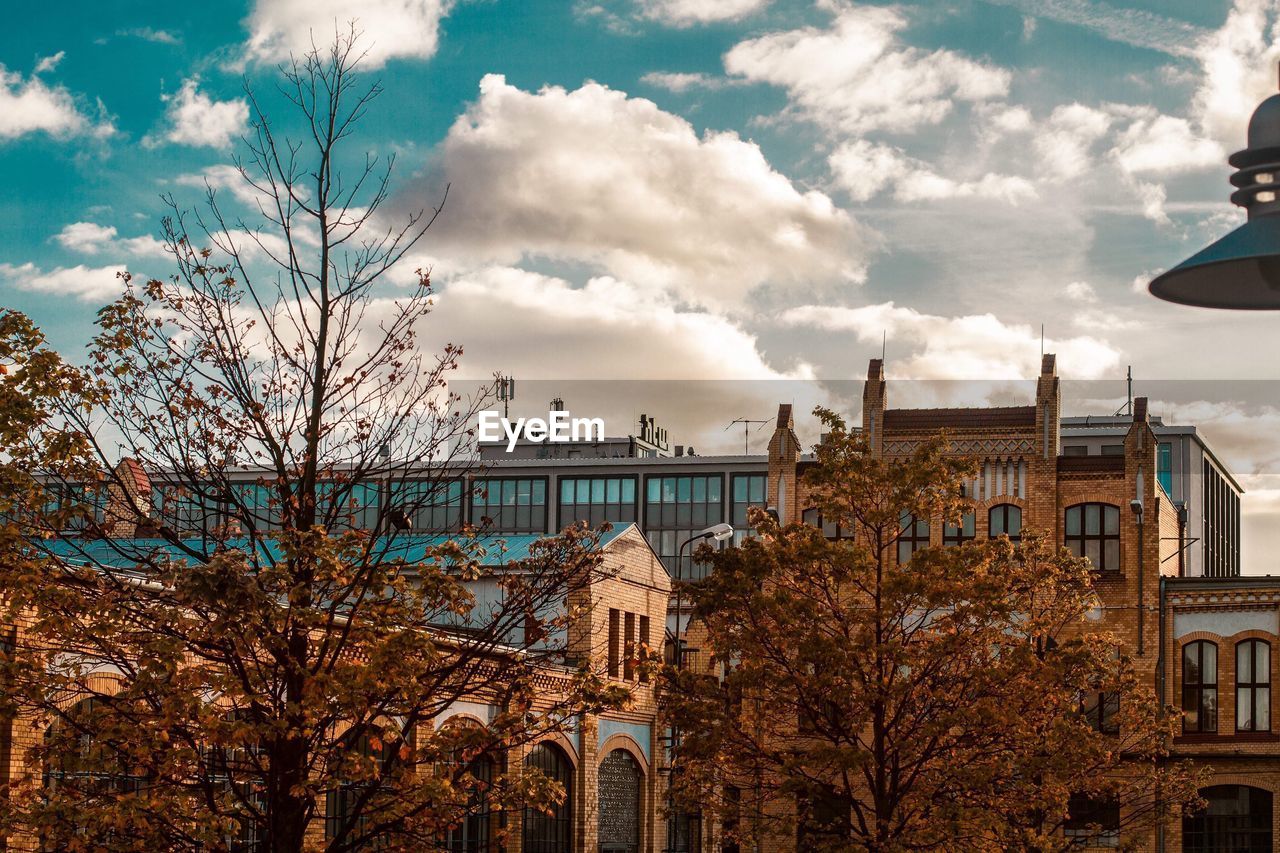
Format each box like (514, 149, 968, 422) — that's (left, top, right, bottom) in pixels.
(13, 0, 1280, 559)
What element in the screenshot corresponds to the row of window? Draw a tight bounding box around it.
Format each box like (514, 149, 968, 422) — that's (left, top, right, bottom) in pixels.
(1182, 639, 1271, 734)
(42, 701, 639, 853)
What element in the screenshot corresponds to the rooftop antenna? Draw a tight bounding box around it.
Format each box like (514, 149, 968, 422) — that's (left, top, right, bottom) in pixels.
(1040, 324, 1044, 359)
(495, 375, 516, 419)
(725, 417, 770, 454)
(1113, 366, 1133, 417)
(881, 330, 886, 362)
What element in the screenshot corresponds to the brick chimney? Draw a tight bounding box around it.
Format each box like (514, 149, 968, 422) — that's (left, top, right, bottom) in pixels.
(103, 457, 152, 538)
(862, 358, 886, 456)
(1034, 353, 1060, 460)
(767, 404, 801, 524)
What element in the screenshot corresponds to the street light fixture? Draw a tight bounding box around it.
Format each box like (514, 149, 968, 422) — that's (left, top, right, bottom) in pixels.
(666, 521, 733, 853)
(1150, 80, 1280, 308)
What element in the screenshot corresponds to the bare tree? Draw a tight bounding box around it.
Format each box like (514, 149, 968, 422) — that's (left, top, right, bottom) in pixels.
(0, 30, 629, 852)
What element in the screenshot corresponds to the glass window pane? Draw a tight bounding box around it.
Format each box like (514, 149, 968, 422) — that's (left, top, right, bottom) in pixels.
(990, 507, 1005, 536)
(561, 480, 574, 504)
(1103, 539, 1119, 571)
(648, 479, 660, 502)
(1184, 645, 1200, 684)
(708, 478, 721, 503)
(1203, 644, 1217, 682)
(1085, 504, 1100, 535)
(1259, 642, 1270, 678)
(678, 478, 692, 502)
(1065, 507, 1080, 535)
(622, 479, 635, 503)
(591, 479, 605, 503)
(1240, 642, 1252, 681)
(1259, 689, 1271, 729)
(751, 477, 765, 503)
(606, 479, 620, 503)
(898, 541, 912, 564)
(574, 480, 588, 503)
(1239, 687, 1254, 730)
(1085, 540, 1101, 569)
(1103, 506, 1119, 535)
(1008, 507, 1022, 537)
(533, 480, 545, 504)
(692, 478, 706, 503)
(733, 477, 746, 503)
(663, 478, 676, 502)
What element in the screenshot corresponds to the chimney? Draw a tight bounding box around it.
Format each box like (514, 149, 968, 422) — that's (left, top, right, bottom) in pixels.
(862, 358, 886, 455)
(767, 404, 801, 524)
(104, 457, 152, 538)
(1035, 353, 1060, 460)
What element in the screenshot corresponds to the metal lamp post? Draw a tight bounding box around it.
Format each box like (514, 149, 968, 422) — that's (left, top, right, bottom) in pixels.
(666, 521, 733, 853)
(1150, 80, 1280, 307)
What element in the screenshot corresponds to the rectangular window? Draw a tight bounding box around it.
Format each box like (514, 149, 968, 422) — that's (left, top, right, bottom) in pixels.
(557, 476, 637, 529)
(897, 513, 930, 564)
(942, 512, 975, 547)
(624, 612, 636, 681)
(644, 475, 724, 580)
(471, 477, 548, 534)
(639, 615, 651, 683)
(390, 479, 464, 533)
(1081, 692, 1119, 735)
(730, 474, 767, 545)
(608, 609, 620, 678)
(1065, 504, 1121, 572)
(1100, 444, 1125, 456)
(1157, 441, 1173, 496)
(154, 483, 218, 537)
(1062, 445, 1089, 456)
(1237, 640, 1271, 732)
(1064, 794, 1120, 848)
(1182, 641, 1218, 734)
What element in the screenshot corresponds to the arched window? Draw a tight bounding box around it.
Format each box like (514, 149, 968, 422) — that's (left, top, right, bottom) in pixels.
(1182, 641, 1218, 734)
(1064, 503, 1120, 571)
(524, 742, 573, 853)
(942, 512, 975, 547)
(206, 712, 265, 852)
(326, 724, 403, 847)
(446, 754, 493, 853)
(897, 513, 929, 564)
(1183, 785, 1273, 852)
(43, 697, 144, 796)
(1238, 640, 1271, 733)
(598, 748, 642, 853)
(988, 504, 1022, 542)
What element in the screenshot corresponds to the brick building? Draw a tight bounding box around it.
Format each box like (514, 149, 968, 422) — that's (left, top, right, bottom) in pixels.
(6, 353, 1279, 852)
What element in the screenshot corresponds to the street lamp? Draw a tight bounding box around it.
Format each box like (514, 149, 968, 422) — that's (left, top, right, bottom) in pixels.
(1150, 80, 1280, 308)
(666, 521, 733, 853)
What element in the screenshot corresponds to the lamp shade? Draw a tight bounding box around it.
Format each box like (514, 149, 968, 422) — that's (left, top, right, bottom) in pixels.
(1148, 214, 1280, 309)
(1150, 91, 1280, 308)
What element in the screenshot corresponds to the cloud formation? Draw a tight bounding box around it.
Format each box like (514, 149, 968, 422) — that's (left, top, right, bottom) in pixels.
(242, 0, 454, 67)
(0, 63, 107, 141)
(637, 0, 771, 26)
(416, 74, 870, 309)
(151, 78, 248, 150)
(53, 222, 169, 259)
(0, 262, 127, 303)
(779, 302, 1122, 379)
(725, 2, 1009, 135)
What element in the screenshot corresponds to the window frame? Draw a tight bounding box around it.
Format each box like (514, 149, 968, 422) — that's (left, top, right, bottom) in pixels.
(556, 475, 638, 529)
(1182, 640, 1219, 734)
(942, 511, 975, 547)
(1237, 639, 1271, 733)
(896, 512, 930, 565)
(1064, 503, 1122, 572)
(988, 503, 1022, 543)
(469, 477, 549, 534)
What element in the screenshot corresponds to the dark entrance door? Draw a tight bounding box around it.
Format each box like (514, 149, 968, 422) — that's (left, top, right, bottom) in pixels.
(1183, 785, 1273, 853)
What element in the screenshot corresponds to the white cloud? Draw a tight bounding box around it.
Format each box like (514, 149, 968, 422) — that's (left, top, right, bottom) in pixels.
(637, 0, 770, 26)
(828, 140, 1036, 204)
(779, 301, 1121, 379)
(0, 262, 127, 303)
(53, 222, 169, 259)
(242, 0, 454, 67)
(116, 27, 182, 45)
(417, 74, 870, 309)
(1064, 281, 1097, 302)
(34, 52, 65, 74)
(1112, 112, 1223, 175)
(1191, 0, 1280, 150)
(639, 71, 739, 92)
(1033, 103, 1113, 180)
(420, 266, 810, 380)
(978, 0, 1207, 58)
(174, 164, 268, 206)
(152, 78, 248, 150)
(0, 65, 95, 140)
(724, 2, 1009, 135)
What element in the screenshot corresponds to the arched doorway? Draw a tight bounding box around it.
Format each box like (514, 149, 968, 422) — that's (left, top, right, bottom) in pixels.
(1183, 785, 1273, 852)
(524, 742, 573, 853)
(598, 748, 642, 853)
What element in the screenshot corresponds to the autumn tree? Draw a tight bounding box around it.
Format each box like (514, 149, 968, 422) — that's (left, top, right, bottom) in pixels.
(664, 409, 1200, 852)
(0, 31, 629, 852)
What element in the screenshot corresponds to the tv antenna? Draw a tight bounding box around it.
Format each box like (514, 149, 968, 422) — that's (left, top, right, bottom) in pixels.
(725, 417, 770, 454)
(1113, 366, 1133, 417)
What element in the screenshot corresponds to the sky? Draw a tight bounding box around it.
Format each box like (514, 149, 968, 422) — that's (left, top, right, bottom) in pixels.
(7, 0, 1280, 568)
